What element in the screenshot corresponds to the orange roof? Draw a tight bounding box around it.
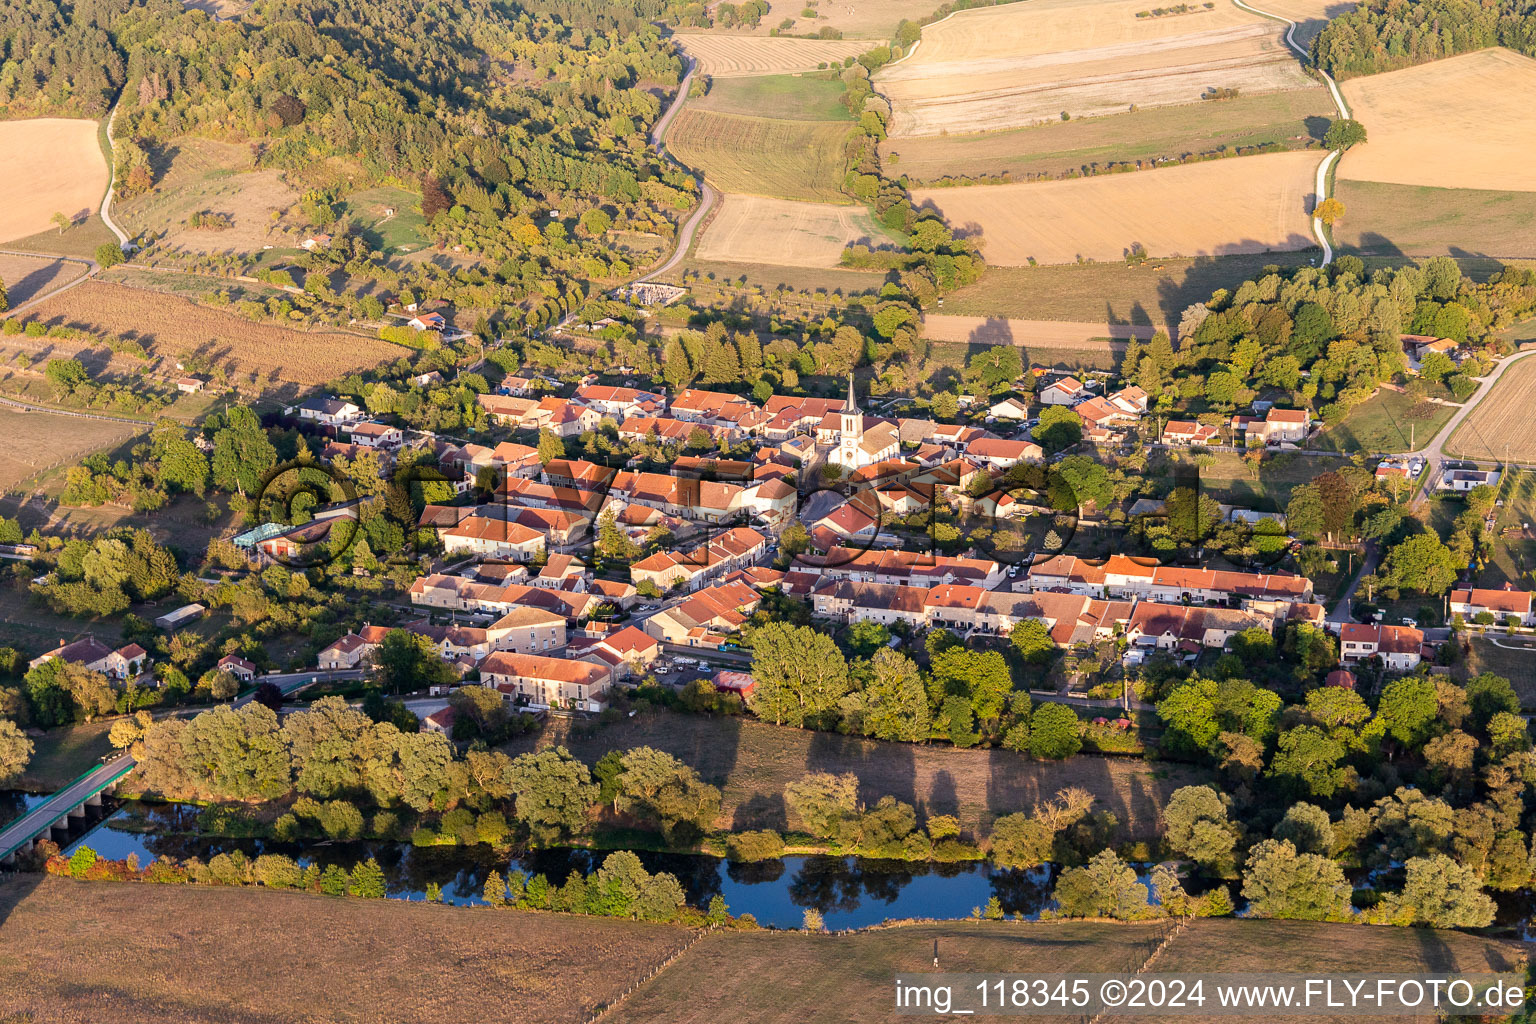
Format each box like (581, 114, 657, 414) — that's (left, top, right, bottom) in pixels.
(480, 651, 609, 686)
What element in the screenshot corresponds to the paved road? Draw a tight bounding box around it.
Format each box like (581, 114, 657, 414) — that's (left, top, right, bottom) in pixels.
(637, 56, 717, 285)
(1406, 348, 1536, 506)
(0, 249, 99, 317)
(99, 98, 130, 248)
(1328, 542, 1377, 623)
(0, 670, 353, 862)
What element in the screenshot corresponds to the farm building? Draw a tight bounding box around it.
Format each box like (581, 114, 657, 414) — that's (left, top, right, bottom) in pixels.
(154, 603, 206, 630)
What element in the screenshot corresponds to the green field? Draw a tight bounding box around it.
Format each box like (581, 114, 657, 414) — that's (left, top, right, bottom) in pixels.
(883, 91, 1336, 184)
(692, 72, 852, 122)
(1311, 389, 1455, 454)
(1467, 636, 1536, 708)
(339, 186, 427, 253)
(1185, 450, 1335, 514)
(668, 109, 853, 203)
(16, 720, 115, 791)
(1335, 179, 1536, 259)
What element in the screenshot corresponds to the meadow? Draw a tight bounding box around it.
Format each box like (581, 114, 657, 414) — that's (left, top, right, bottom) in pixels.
(910, 150, 1318, 266)
(673, 34, 867, 76)
(1445, 354, 1536, 462)
(694, 195, 889, 268)
(0, 119, 109, 246)
(1311, 388, 1455, 454)
(0, 407, 144, 491)
(117, 138, 295, 256)
(1333, 180, 1536, 259)
(691, 73, 852, 121)
(337, 186, 428, 254)
(667, 110, 852, 202)
(0, 253, 87, 308)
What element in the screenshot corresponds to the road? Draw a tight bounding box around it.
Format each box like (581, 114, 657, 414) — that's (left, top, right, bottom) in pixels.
(636, 56, 717, 284)
(1231, 0, 1349, 266)
(0, 249, 99, 318)
(99, 97, 130, 248)
(0, 669, 353, 862)
(1405, 348, 1536, 505)
(1327, 542, 1377, 623)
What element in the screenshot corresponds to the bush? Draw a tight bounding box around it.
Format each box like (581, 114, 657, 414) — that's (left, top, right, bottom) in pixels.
(253, 853, 303, 889)
(726, 829, 786, 862)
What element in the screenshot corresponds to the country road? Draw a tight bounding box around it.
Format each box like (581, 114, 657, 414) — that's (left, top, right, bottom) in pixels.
(99, 98, 130, 248)
(1405, 347, 1536, 504)
(638, 56, 716, 284)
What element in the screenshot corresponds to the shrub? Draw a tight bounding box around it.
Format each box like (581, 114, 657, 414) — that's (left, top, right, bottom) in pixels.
(253, 853, 303, 889)
(726, 829, 786, 862)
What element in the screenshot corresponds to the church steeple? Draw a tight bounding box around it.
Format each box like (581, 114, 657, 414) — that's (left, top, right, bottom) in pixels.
(843, 373, 858, 414)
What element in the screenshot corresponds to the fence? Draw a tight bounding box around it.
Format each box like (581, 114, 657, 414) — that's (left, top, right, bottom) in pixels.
(581, 925, 719, 1023)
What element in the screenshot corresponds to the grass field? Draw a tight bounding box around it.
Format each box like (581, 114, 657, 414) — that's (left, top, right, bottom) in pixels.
(0, 119, 109, 246)
(877, 0, 1315, 136)
(669, 259, 889, 297)
(1445, 355, 1536, 461)
(1467, 635, 1536, 706)
(936, 252, 1315, 337)
(118, 150, 294, 256)
(695, 194, 889, 268)
(674, 34, 868, 76)
(337, 185, 427, 253)
(26, 280, 399, 388)
(614, 917, 1523, 1024)
(1333, 179, 1536, 259)
(0, 877, 690, 1024)
(0, 407, 144, 491)
(1338, 49, 1536, 193)
(14, 720, 116, 792)
(691, 73, 852, 121)
(911, 150, 1318, 266)
(668, 110, 852, 202)
(883, 90, 1333, 183)
(1186, 449, 1333, 513)
(500, 709, 1206, 840)
(0, 253, 86, 308)
(919, 315, 1152, 354)
(1312, 388, 1455, 454)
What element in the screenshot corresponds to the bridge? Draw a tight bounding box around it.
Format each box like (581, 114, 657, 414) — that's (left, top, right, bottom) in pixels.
(0, 669, 361, 866)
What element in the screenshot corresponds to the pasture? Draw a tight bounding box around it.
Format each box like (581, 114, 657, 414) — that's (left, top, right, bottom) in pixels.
(1311, 388, 1454, 454)
(876, 0, 1315, 136)
(910, 150, 1318, 266)
(1338, 49, 1536, 193)
(881, 89, 1333, 183)
(337, 185, 428, 253)
(0, 119, 109, 245)
(0, 877, 690, 1024)
(0, 253, 86, 307)
(673, 33, 867, 76)
(1467, 637, 1536, 709)
(118, 138, 293, 254)
(694, 194, 888, 268)
(1333, 180, 1536, 259)
(667, 110, 852, 202)
(691, 72, 852, 121)
(0, 407, 143, 492)
(919, 314, 1153, 353)
(1445, 354, 1536, 462)
(25, 281, 399, 387)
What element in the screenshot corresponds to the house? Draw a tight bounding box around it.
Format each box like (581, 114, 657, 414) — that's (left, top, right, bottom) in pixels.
(408, 311, 447, 331)
(988, 396, 1032, 421)
(1126, 603, 1271, 651)
(965, 437, 1043, 470)
(1107, 385, 1149, 415)
(573, 384, 666, 420)
(29, 637, 149, 683)
(581, 626, 661, 678)
(479, 651, 612, 712)
(176, 376, 205, 393)
(410, 370, 445, 388)
(1325, 668, 1356, 690)
(1039, 376, 1089, 406)
(346, 421, 404, 448)
(422, 706, 457, 736)
(643, 581, 763, 646)
(300, 233, 332, 251)
(318, 632, 371, 670)
(101, 643, 149, 683)
(487, 606, 568, 654)
(217, 654, 258, 682)
(1439, 468, 1500, 492)
(292, 397, 363, 426)
(440, 516, 546, 561)
(1338, 622, 1424, 671)
(1234, 408, 1312, 445)
(1160, 420, 1219, 446)
(154, 603, 206, 630)
(476, 393, 541, 427)
(630, 527, 767, 593)
(1450, 586, 1535, 626)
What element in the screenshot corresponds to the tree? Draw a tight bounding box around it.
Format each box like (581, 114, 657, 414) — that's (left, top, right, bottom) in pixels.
(44, 358, 89, 398)
(373, 629, 456, 695)
(839, 649, 929, 742)
(1376, 676, 1438, 748)
(1162, 786, 1236, 870)
(285, 696, 372, 797)
(613, 747, 721, 844)
(785, 772, 858, 839)
(95, 243, 126, 268)
(1313, 198, 1345, 225)
(1418, 351, 1455, 383)
(1034, 405, 1081, 453)
(1269, 726, 1352, 798)
(748, 622, 849, 727)
(1241, 839, 1352, 921)
(348, 857, 387, 898)
(1381, 533, 1457, 595)
(506, 746, 598, 843)
(52, 211, 70, 234)
(1052, 849, 1155, 920)
(1028, 703, 1082, 759)
(0, 718, 31, 784)
(1285, 485, 1325, 540)
(1010, 619, 1056, 665)
(179, 702, 292, 800)
(1323, 118, 1367, 150)
(0, 277, 7, 313)
(1273, 803, 1334, 856)
(211, 407, 277, 496)
(1388, 854, 1494, 928)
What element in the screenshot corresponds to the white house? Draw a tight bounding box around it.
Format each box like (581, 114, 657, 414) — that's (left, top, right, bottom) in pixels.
(988, 396, 1032, 421)
(1450, 586, 1535, 626)
(1440, 468, 1500, 492)
(1039, 376, 1089, 406)
(1338, 622, 1424, 671)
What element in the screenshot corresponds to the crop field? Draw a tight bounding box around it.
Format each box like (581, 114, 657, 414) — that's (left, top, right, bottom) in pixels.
(882, 89, 1333, 183)
(667, 110, 852, 202)
(0, 877, 690, 1024)
(0, 118, 109, 245)
(0, 252, 86, 307)
(691, 73, 852, 121)
(910, 150, 1318, 266)
(615, 917, 1522, 1024)
(695, 194, 888, 268)
(739, 0, 940, 39)
(25, 281, 399, 388)
(0, 407, 143, 491)
(673, 33, 868, 76)
(1338, 49, 1536, 193)
(919, 314, 1153, 352)
(876, 0, 1315, 136)
(1446, 354, 1536, 461)
(1333, 180, 1536, 259)
(502, 710, 1207, 840)
(1253, 0, 1358, 45)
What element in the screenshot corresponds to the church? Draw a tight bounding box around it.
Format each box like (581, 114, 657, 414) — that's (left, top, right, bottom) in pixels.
(829, 375, 900, 471)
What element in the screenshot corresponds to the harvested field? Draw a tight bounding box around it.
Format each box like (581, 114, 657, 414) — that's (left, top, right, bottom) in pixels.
(741, 0, 939, 39)
(0, 252, 86, 307)
(0, 119, 109, 245)
(25, 280, 400, 388)
(1334, 179, 1536, 259)
(1338, 49, 1536, 193)
(674, 33, 868, 77)
(911, 150, 1318, 266)
(691, 72, 853, 121)
(0, 876, 690, 1024)
(882, 89, 1333, 183)
(877, 0, 1315, 136)
(1253, 0, 1358, 46)
(0, 407, 143, 491)
(1446, 354, 1536, 462)
(920, 314, 1153, 352)
(614, 917, 1523, 1024)
(694, 194, 887, 268)
(500, 710, 1207, 840)
(668, 109, 851, 202)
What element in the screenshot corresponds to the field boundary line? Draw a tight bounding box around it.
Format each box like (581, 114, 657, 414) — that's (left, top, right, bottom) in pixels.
(582, 926, 715, 1023)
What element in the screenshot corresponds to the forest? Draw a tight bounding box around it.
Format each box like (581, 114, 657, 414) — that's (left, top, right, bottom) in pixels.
(1313, 0, 1536, 78)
